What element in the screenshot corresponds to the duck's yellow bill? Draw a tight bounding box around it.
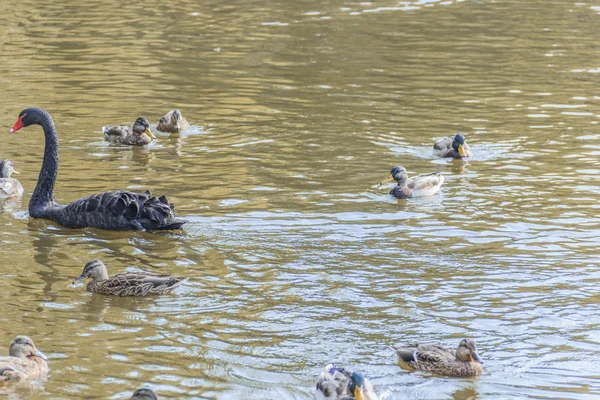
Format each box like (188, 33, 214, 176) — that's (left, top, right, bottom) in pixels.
(12, 170, 19, 175)
(145, 127, 156, 139)
(354, 387, 365, 400)
(458, 144, 467, 157)
(379, 174, 395, 185)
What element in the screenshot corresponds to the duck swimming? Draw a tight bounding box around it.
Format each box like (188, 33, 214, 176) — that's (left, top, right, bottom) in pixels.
(433, 133, 472, 159)
(379, 166, 444, 199)
(392, 338, 483, 377)
(132, 388, 158, 399)
(73, 260, 188, 296)
(102, 117, 156, 145)
(157, 109, 190, 133)
(315, 363, 379, 400)
(9, 108, 187, 230)
(0, 336, 48, 384)
(0, 160, 23, 198)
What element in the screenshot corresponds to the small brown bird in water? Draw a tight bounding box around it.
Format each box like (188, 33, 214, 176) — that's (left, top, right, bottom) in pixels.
(73, 260, 188, 296)
(433, 133, 472, 159)
(102, 117, 156, 145)
(392, 338, 484, 377)
(315, 363, 379, 400)
(379, 166, 444, 199)
(0, 160, 23, 198)
(157, 109, 190, 133)
(0, 336, 48, 384)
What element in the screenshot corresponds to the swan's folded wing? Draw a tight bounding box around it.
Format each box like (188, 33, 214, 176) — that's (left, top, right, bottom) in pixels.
(67, 191, 174, 221)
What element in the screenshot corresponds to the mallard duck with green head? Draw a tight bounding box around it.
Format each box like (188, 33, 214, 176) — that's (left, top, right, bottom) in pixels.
(157, 110, 190, 133)
(392, 338, 483, 377)
(0, 160, 23, 198)
(433, 133, 472, 159)
(0, 336, 48, 384)
(315, 363, 379, 400)
(73, 260, 188, 296)
(103, 117, 156, 145)
(132, 388, 158, 399)
(379, 166, 444, 199)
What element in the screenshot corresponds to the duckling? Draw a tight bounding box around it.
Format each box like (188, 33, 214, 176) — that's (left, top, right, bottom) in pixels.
(315, 363, 379, 400)
(0, 160, 23, 198)
(379, 166, 444, 199)
(132, 388, 158, 400)
(157, 109, 190, 133)
(73, 260, 188, 297)
(392, 338, 483, 377)
(433, 133, 472, 159)
(102, 117, 156, 145)
(0, 336, 48, 383)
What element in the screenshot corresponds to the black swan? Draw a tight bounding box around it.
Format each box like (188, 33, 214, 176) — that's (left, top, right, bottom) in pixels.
(9, 108, 187, 231)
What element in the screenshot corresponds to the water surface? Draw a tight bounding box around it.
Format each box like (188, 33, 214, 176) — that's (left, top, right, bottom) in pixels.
(0, 0, 600, 398)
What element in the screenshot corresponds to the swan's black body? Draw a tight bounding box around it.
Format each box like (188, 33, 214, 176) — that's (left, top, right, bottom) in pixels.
(10, 108, 187, 231)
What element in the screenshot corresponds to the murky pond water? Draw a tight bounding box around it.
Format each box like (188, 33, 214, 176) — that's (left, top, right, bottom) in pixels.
(1, 0, 600, 398)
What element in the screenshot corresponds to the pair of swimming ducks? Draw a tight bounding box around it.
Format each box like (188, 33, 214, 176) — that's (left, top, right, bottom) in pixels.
(0, 334, 482, 399)
(380, 133, 472, 199)
(102, 109, 190, 145)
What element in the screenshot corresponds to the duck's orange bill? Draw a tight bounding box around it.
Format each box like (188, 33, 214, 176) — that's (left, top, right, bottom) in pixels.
(10, 115, 24, 133)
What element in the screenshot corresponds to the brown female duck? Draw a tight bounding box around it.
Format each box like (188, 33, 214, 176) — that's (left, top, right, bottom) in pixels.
(157, 110, 190, 133)
(392, 338, 483, 377)
(315, 363, 379, 400)
(73, 260, 188, 296)
(0, 160, 23, 198)
(0, 336, 48, 384)
(103, 117, 156, 145)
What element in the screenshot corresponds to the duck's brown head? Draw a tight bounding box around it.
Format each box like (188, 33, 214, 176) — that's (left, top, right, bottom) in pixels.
(73, 260, 110, 283)
(0, 159, 19, 178)
(9, 336, 47, 360)
(456, 338, 483, 364)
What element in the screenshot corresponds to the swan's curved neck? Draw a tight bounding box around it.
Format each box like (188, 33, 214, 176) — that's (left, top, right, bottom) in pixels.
(29, 113, 59, 217)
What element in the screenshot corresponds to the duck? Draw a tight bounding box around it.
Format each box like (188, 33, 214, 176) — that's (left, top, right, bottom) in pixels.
(315, 363, 379, 400)
(9, 108, 187, 230)
(132, 388, 158, 400)
(379, 166, 444, 199)
(102, 117, 156, 145)
(73, 260, 188, 296)
(392, 338, 484, 377)
(433, 133, 472, 159)
(0, 160, 24, 198)
(0, 336, 48, 384)
(157, 109, 190, 133)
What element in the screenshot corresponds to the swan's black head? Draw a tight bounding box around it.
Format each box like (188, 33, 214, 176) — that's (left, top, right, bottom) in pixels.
(0, 159, 19, 178)
(379, 166, 408, 185)
(10, 108, 49, 133)
(131, 388, 158, 400)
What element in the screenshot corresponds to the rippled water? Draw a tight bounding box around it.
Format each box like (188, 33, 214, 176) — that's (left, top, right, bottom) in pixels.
(1, 0, 600, 398)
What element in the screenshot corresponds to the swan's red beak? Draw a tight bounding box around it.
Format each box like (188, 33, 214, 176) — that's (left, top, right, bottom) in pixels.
(9, 115, 24, 134)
